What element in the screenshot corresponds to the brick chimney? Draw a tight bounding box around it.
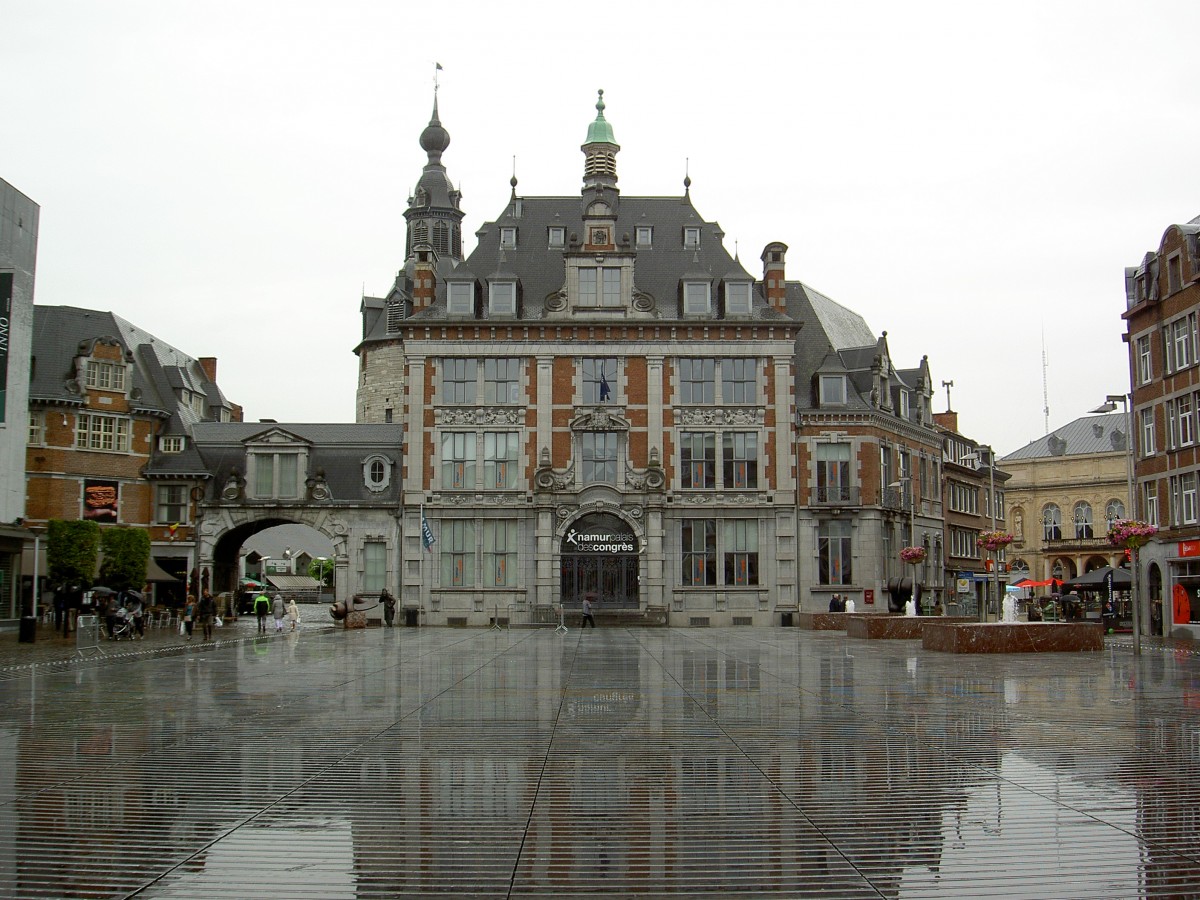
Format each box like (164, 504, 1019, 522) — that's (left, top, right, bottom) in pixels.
(760, 242, 788, 313)
(412, 247, 436, 311)
(933, 410, 959, 433)
(199, 357, 217, 383)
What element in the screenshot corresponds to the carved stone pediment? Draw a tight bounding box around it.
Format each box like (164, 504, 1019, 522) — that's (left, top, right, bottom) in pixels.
(674, 407, 765, 427)
(571, 406, 629, 432)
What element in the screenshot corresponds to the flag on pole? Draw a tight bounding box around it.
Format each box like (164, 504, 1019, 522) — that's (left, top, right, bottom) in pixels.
(421, 506, 436, 552)
(599, 368, 611, 402)
(436, 62, 443, 70)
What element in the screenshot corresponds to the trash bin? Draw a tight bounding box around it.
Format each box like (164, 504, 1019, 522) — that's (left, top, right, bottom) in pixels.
(18, 615, 37, 643)
(780, 612, 793, 628)
(404, 607, 418, 627)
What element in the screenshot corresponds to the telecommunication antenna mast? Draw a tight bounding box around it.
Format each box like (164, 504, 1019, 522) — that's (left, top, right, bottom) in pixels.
(1041, 327, 1050, 434)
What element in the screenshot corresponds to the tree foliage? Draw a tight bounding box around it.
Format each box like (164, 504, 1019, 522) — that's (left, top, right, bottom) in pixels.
(99, 527, 152, 590)
(46, 519, 101, 587)
(308, 558, 333, 587)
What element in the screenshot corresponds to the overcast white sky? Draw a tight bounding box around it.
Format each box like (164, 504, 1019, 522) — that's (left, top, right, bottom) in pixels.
(5, 1, 1199, 455)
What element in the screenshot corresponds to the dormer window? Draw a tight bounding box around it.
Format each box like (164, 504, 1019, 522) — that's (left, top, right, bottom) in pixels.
(579, 267, 622, 308)
(897, 390, 910, 418)
(636, 226, 653, 248)
(447, 281, 474, 315)
(489, 281, 516, 316)
(725, 281, 752, 315)
(362, 454, 393, 493)
(683, 281, 711, 315)
(548, 226, 565, 248)
(683, 227, 701, 249)
(159, 436, 185, 453)
(500, 227, 517, 249)
(819, 374, 848, 406)
(86, 361, 126, 392)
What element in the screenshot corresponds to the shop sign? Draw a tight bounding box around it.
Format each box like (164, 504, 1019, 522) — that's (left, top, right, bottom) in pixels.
(562, 525, 638, 554)
(1179, 540, 1200, 558)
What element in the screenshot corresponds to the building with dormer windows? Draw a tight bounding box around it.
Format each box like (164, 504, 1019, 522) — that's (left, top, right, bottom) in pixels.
(356, 92, 945, 624)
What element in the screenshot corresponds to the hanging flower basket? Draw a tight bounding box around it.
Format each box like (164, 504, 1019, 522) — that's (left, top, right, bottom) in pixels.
(1108, 520, 1158, 550)
(899, 546, 926, 564)
(977, 531, 1014, 552)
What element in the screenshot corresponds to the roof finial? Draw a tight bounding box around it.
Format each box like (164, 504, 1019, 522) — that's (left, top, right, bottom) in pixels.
(434, 61, 443, 93)
(510, 155, 518, 200)
(596, 88, 605, 116)
(684, 157, 691, 196)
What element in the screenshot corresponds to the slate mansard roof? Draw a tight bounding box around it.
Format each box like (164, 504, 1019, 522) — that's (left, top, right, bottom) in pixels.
(1001, 412, 1128, 461)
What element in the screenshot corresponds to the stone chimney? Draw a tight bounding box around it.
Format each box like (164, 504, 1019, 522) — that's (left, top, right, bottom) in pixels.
(761, 242, 788, 313)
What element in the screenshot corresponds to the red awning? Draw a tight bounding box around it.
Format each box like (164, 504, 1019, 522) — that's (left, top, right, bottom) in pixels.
(1012, 577, 1062, 588)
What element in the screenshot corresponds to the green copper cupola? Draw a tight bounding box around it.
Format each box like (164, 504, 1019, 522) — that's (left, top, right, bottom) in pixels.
(582, 89, 620, 191)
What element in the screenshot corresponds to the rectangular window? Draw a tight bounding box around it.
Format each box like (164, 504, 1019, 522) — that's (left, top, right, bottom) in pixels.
(1167, 399, 1179, 450)
(1182, 394, 1195, 447)
(483, 431, 519, 489)
(815, 442, 851, 502)
(723, 520, 759, 586)
(681, 519, 716, 586)
(723, 432, 758, 489)
(500, 227, 517, 249)
(1141, 407, 1156, 456)
(1144, 481, 1159, 527)
(680, 358, 715, 404)
(160, 436, 184, 453)
(28, 412, 44, 445)
(602, 268, 621, 307)
(250, 452, 299, 498)
(581, 432, 617, 484)
(680, 432, 716, 488)
(442, 358, 477, 403)
(448, 282, 473, 314)
(364, 541, 387, 593)
(635, 226, 653, 247)
(582, 358, 617, 404)
(1169, 254, 1183, 293)
(483, 358, 520, 404)
(579, 267, 598, 306)
(483, 520, 516, 587)
(819, 374, 847, 406)
(722, 358, 755, 404)
(85, 361, 126, 391)
(440, 520, 475, 587)
(441, 432, 476, 490)
(725, 282, 752, 315)
(155, 485, 187, 525)
(818, 519, 853, 585)
(1185, 473, 1198, 525)
(75, 414, 131, 452)
(683, 226, 700, 249)
(683, 281, 710, 314)
(489, 281, 516, 315)
(548, 226, 565, 248)
(1137, 335, 1152, 385)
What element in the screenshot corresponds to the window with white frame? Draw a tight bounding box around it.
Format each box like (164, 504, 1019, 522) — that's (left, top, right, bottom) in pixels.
(725, 281, 752, 315)
(483, 432, 519, 489)
(1167, 399, 1178, 450)
(723, 432, 758, 489)
(1184, 473, 1198, 525)
(1143, 481, 1159, 526)
(441, 432, 476, 490)
(159, 436, 184, 453)
(680, 358, 715, 403)
(489, 281, 516, 316)
(1140, 407, 1156, 456)
(681, 519, 716, 586)
(189, 390, 206, 418)
(363, 455, 392, 492)
(28, 412, 44, 445)
(723, 520, 759, 585)
(577, 267, 622, 307)
(364, 541, 386, 593)
(447, 281, 474, 315)
(252, 450, 301, 499)
(951, 527, 980, 559)
(1105, 499, 1125, 530)
(85, 360, 126, 391)
(75, 414, 131, 452)
(1042, 503, 1062, 540)
(483, 520, 517, 586)
(815, 442, 851, 503)
(582, 358, 617, 404)
(581, 432, 617, 484)
(819, 374, 847, 406)
(500, 227, 517, 249)
(818, 519, 853, 585)
(636, 226, 653, 248)
(440, 520, 474, 587)
(680, 432, 715, 488)
(155, 485, 187, 525)
(442, 358, 477, 403)
(683, 281, 711, 315)
(1137, 335, 1152, 384)
(1182, 394, 1195, 446)
(1164, 312, 1199, 373)
(722, 358, 756, 404)
(1073, 501, 1094, 539)
(683, 226, 700, 248)
(897, 390, 910, 419)
(483, 358, 520, 404)
(548, 226, 565, 248)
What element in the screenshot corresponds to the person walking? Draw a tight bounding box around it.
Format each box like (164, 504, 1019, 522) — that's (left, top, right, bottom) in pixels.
(182, 595, 196, 641)
(286, 597, 300, 632)
(272, 594, 286, 633)
(382, 589, 397, 627)
(253, 591, 271, 634)
(126, 591, 146, 640)
(197, 591, 216, 641)
(581, 594, 596, 629)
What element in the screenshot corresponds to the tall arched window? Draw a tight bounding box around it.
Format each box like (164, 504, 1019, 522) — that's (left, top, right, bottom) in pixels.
(1043, 503, 1062, 541)
(1105, 499, 1126, 530)
(1073, 501, 1093, 539)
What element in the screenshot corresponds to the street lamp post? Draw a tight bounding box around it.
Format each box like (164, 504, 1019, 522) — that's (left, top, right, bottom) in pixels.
(963, 448, 999, 622)
(889, 476, 917, 606)
(1091, 393, 1140, 656)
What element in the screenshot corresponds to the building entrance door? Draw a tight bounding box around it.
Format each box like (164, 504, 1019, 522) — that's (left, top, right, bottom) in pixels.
(559, 513, 640, 609)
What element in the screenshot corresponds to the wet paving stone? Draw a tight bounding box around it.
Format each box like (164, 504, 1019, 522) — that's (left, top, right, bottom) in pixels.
(0, 624, 1199, 897)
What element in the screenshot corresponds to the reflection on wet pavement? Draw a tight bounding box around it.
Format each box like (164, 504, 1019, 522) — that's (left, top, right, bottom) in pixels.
(1, 627, 1199, 898)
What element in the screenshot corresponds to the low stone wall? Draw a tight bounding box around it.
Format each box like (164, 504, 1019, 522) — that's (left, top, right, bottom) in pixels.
(922, 622, 1104, 654)
(796, 612, 850, 630)
(845, 615, 975, 640)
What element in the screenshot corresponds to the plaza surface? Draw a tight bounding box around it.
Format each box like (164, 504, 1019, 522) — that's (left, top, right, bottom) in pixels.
(1, 619, 1199, 899)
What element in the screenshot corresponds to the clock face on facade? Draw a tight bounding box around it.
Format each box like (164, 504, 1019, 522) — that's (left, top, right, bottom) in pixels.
(591, 228, 608, 245)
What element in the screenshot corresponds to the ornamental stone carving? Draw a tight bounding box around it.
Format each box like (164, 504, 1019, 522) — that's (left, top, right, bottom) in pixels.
(676, 407, 765, 426)
(434, 407, 524, 426)
(571, 407, 629, 432)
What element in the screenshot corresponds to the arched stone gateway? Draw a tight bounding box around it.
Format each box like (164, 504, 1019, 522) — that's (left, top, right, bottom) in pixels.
(559, 512, 642, 610)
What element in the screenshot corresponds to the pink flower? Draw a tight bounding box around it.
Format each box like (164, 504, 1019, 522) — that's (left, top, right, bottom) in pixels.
(900, 546, 926, 563)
